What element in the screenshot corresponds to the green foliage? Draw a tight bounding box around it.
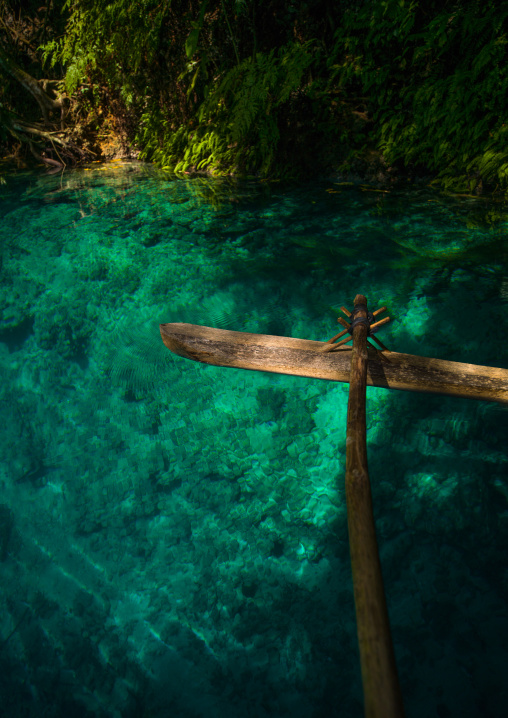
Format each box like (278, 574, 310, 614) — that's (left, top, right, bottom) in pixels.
(42, 0, 171, 100)
(329, 0, 508, 192)
(185, 1, 209, 60)
(139, 41, 318, 175)
(6, 0, 508, 190)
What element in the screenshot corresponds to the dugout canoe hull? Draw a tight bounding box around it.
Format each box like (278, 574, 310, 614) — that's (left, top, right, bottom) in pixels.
(159, 323, 508, 404)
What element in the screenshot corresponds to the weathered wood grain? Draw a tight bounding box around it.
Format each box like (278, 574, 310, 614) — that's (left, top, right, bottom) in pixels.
(345, 296, 404, 718)
(159, 323, 508, 404)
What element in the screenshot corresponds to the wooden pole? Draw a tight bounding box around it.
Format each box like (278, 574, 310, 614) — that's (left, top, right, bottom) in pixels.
(345, 295, 404, 718)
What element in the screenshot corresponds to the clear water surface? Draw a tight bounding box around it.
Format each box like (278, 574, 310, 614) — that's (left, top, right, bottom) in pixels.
(0, 161, 507, 718)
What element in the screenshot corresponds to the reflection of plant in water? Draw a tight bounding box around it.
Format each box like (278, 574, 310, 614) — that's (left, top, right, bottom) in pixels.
(391, 236, 508, 276)
(372, 188, 508, 230)
(165, 173, 274, 209)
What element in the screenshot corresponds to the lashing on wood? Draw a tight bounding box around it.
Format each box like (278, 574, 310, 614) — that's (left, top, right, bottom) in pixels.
(322, 302, 391, 353)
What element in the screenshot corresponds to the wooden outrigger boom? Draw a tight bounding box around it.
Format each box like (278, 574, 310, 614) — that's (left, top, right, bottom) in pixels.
(159, 302, 507, 718)
(159, 322, 508, 404)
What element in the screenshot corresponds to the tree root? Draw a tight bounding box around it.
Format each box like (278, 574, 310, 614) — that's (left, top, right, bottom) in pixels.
(4, 114, 85, 168)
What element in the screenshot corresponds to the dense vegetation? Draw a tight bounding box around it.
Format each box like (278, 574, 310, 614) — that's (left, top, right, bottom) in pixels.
(1, 0, 507, 192)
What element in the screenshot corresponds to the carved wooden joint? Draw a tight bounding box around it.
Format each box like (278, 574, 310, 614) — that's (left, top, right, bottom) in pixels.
(322, 300, 391, 353)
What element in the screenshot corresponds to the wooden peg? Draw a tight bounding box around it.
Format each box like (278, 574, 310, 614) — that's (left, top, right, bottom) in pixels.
(323, 327, 350, 346)
(370, 334, 391, 352)
(373, 306, 387, 317)
(329, 335, 353, 350)
(369, 316, 391, 333)
(340, 306, 352, 318)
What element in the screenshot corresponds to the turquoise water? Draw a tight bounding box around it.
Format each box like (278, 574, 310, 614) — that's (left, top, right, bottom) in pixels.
(0, 162, 507, 717)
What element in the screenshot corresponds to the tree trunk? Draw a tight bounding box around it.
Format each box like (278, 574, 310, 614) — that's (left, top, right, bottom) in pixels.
(0, 42, 63, 122)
